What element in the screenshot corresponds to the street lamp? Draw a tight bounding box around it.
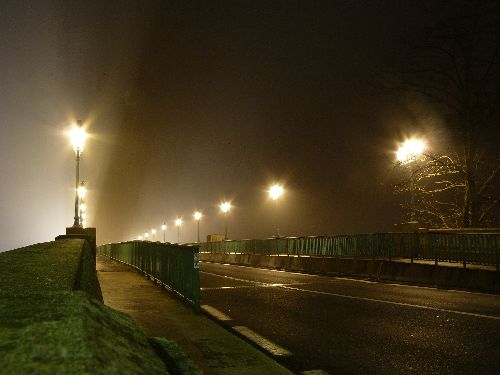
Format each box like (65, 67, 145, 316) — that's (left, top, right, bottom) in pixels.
(175, 218, 183, 243)
(151, 228, 156, 241)
(69, 120, 87, 228)
(194, 211, 202, 243)
(268, 184, 284, 237)
(138, 235, 143, 240)
(144, 232, 149, 240)
(397, 138, 425, 164)
(80, 203, 86, 227)
(161, 222, 167, 242)
(220, 201, 231, 240)
(78, 181, 86, 227)
(396, 138, 426, 222)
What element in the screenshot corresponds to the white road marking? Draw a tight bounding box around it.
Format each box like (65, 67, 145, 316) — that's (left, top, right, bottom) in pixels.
(280, 285, 500, 320)
(201, 285, 257, 291)
(233, 326, 292, 356)
(203, 263, 500, 297)
(204, 262, 500, 297)
(200, 271, 270, 286)
(202, 265, 500, 319)
(205, 262, 318, 276)
(201, 305, 233, 321)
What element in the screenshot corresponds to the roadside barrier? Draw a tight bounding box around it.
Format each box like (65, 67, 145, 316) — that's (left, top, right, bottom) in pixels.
(98, 241, 200, 312)
(199, 232, 499, 270)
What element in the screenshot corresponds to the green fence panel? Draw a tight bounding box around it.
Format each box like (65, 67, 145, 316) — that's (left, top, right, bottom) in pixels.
(199, 232, 499, 267)
(97, 241, 200, 312)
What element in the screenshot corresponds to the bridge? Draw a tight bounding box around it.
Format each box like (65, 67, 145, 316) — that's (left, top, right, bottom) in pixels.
(1, 232, 499, 374)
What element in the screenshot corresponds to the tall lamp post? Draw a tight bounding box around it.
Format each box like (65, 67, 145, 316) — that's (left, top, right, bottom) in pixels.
(69, 120, 86, 228)
(268, 184, 284, 237)
(78, 181, 86, 227)
(194, 211, 202, 243)
(161, 222, 167, 242)
(151, 228, 156, 241)
(397, 138, 425, 222)
(175, 218, 183, 243)
(220, 202, 231, 240)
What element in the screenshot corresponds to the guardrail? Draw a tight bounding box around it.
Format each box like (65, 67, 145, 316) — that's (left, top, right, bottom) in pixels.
(199, 232, 500, 270)
(98, 241, 200, 312)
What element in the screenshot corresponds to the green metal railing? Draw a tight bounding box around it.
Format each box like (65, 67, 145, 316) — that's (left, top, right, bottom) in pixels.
(199, 232, 500, 269)
(98, 241, 200, 311)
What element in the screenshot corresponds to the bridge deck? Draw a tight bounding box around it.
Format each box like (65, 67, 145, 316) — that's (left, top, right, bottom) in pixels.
(96, 255, 292, 375)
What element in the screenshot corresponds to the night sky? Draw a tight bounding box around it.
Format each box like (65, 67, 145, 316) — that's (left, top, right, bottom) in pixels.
(0, 1, 470, 250)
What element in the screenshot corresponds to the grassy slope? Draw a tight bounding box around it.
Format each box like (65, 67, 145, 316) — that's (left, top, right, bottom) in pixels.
(0, 240, 168, 374)
(0, 240, 82, 293)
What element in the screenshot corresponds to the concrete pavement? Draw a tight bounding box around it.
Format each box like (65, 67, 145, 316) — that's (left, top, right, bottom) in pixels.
(96, 255, 293, 375)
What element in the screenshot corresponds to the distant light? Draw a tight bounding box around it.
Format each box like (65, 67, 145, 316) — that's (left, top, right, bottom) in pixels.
(151, 228, 156, 235)
(138, 235, 143, 240)
(144, 232, 149, 238)
(77, 185, 86, 199)
(220, 201, 231, 213)
(194, 211, 202, 221)
(80, 203, 86, 212)
(268, 184, 284, 200)
(397, 138, 425, 163)
(69, 124, 87, 153)
(161, 223, 167, 231)
(175, 218, 183, 226)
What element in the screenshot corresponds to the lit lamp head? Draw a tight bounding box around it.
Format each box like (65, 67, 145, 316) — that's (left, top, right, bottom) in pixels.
(220, 201, 231, 214)
(70, 121, 87, 154)
(269, 184, 284, 201)
(144, 232, 149, 239)
(77, 185, 86, 199)
(194, 211, 202, 221)
(152, 228, 156, 235)
(161, 223, 167, 231)
(138, 235, 143, 240)
(175, 218, 183, 226)
(397, 138, 425, 164)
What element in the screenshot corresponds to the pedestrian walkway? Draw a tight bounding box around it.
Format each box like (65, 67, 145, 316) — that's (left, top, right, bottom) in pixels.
(96, 256, 292, 375)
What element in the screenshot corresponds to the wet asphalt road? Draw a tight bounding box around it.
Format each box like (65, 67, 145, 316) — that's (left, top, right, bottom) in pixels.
(199, 262, 500, 374)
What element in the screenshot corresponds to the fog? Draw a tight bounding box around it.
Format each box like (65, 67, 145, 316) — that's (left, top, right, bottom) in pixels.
(1, 1, 454, 251)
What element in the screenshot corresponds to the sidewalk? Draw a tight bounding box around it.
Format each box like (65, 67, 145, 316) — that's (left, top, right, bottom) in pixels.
(96, 256, 293, 375)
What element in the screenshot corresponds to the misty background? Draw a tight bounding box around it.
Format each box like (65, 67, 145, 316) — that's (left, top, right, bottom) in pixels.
(1, 1, 457, 251)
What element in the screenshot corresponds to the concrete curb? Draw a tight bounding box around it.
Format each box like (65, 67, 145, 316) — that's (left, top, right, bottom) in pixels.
(200, 253, 499, 293)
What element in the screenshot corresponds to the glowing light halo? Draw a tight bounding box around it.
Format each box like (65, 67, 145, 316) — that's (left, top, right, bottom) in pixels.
(220, 201, 231, 214)
(268, 184, 284, 200)
(69, 125, 87, 153)
(77, 185, 86, 198)
(396, 138, 425, 163)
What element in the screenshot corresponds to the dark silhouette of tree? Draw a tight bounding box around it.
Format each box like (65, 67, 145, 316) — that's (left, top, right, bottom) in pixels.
(391, 0, 500, 228)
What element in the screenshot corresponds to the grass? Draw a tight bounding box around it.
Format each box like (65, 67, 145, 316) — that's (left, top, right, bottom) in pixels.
(0, 240, 169, 374)
(0, 291, 168, 374)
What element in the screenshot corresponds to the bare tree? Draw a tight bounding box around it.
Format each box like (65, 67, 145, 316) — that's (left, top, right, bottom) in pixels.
(392, 0, 500, 228)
